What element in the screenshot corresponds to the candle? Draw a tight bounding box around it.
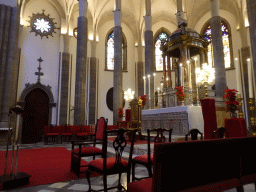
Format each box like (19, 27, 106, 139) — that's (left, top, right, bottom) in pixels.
(148, 75, 150, 98)
(161, 83, 163, 92)
(143, 76, 146, 95)
(153, 73, 156, 92)
(234, 58, 242, 93)
(166, 77, 169, 87)
(247, 59, 253, 98)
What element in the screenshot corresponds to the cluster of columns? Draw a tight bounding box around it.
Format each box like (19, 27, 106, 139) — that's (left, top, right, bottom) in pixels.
(0, 5, 21, 127)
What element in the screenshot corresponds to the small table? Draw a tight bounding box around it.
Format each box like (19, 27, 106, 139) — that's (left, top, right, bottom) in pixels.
(224, 117, 247, 137)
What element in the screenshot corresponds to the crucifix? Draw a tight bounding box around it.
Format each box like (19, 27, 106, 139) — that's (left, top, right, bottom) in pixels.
(35, 57, 44, 83)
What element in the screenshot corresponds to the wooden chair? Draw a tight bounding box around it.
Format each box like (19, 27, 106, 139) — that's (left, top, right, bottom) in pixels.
(86, 128, 137, 192)
(131, 128, 173, 181)
(70, 117, 108, 178)
(212, 127, 229, 138)
(185, 128, 203, 141)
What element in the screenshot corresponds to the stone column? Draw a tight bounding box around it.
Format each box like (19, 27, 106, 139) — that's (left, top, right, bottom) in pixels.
(0, 6, 20, 127)
(74, 0, 88, 125)
(113, 0, 123, 125)
(137, 39, 144, 97)
(59, 34, 70, 125)
(88, 40, 97, 125)
(209, 0, 227, 99)
(246, 0, 256, 98)
(144, 0, 154, 109)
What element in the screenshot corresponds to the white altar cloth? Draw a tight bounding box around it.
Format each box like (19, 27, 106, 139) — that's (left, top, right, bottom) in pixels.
(142, 106, 204, 134)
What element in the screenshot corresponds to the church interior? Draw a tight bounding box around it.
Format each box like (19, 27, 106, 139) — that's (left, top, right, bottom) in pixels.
(1, 0, 256, 191)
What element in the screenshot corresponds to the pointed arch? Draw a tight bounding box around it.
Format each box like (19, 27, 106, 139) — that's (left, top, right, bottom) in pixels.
(200, 17, 234, 69)
(154, 27, 172, 72)
(105, 28, 127, 72)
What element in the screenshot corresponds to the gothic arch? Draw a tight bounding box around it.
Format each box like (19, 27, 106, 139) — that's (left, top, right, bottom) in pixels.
(105, 28, 127, 71)
(200, 17, 234, 68)
(18, 82, 56, 125)
(153, 27, 172, 72)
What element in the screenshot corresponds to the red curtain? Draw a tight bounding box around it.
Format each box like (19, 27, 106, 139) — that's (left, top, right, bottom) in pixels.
(200, 98, 217, 139)
(125, 109, 131, 122)
(224, 117, 247, 137)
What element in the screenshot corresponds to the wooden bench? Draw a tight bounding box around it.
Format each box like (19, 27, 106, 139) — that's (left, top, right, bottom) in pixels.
(128, 137, 256, 192)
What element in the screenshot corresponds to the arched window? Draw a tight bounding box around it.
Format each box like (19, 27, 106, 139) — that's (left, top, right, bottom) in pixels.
(202, 20, 233, 68)
(155, 32, 169, 71)
(105, 30, 127, 71)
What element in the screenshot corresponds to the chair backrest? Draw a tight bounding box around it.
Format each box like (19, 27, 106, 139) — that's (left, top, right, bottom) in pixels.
(212, 127, 229, 138)
(147, 128, 173, 163)
(95, 117, 108, 141)
(102, 128, 137, 171)
(152, 138, 240, 191)
(185, 128, 203, 141)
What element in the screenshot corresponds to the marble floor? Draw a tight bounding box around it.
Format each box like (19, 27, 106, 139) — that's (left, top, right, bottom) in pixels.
(0, 140, 255, 192)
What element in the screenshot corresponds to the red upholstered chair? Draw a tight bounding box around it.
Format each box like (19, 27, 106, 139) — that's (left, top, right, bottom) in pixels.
(70, 117, 108, 178)
(44, 125, 59, 144)
(212, 127, 229, 139)
(61, 125, 73, 143)
(86, 128, 137, 192)
(131, 128, 172, 181)
(77, 125, 90, 140)
(185, 129, 203, 141)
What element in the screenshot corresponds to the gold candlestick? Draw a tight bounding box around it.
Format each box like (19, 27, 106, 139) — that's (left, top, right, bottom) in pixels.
(249, 98, 256, 135)
(204, 82, 208, 98)
(237, 94, 244, 118)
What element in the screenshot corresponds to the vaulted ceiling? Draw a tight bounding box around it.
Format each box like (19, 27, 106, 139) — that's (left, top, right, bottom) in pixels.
(20, 0, 245, 38)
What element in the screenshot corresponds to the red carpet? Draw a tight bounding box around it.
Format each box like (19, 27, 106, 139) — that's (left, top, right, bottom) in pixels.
(0, 147, 93, 188)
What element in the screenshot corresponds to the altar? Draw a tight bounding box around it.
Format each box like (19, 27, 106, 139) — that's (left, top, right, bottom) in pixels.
(142, 106, 204, 135)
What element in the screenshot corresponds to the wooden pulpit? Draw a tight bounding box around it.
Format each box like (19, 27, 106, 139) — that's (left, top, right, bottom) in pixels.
(128, 98, 142, 137)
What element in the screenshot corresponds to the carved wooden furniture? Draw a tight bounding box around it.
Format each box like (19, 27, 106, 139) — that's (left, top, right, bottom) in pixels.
(128, 98, 142, 135)
(212, 127, 229, 138)
(127, 137, 256, 192)
(70, 117, 107, 178)
(131, 128, 172, 181)
(86, 128, 137, 192)
(185, 128, 203, 141)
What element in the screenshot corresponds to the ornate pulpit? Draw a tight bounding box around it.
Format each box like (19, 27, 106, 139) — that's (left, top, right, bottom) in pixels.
(128, 98, 142, 134)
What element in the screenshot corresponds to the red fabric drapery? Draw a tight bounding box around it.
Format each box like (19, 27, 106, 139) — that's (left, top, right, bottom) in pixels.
(200, 98, 217, 139)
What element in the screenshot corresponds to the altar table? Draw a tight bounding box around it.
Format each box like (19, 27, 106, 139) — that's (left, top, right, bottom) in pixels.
(224, 117, 247, 137)
(142, 106, 204, 135)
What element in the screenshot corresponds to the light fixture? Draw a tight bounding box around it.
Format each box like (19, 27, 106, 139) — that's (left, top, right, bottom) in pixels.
(124, 88, 135, 103)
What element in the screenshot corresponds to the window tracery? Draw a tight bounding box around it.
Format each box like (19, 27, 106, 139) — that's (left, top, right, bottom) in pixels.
(203, 22, 232, 68)
(105, 31, 127, 71)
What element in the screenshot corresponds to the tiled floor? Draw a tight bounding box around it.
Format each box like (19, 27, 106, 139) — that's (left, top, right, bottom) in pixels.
(1, 140, 256, 192)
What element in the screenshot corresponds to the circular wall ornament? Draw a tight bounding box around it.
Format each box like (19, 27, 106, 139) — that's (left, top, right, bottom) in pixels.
(73, 27, 77, 38)
(28, 9, 60, 39)
(106, 87, 125, 111)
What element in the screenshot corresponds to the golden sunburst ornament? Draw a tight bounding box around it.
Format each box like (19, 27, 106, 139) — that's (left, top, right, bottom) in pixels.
(28, 9, 60, 39)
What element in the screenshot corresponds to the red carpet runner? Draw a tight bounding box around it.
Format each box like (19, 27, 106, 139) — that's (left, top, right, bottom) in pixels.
(0, 147, 92, 188)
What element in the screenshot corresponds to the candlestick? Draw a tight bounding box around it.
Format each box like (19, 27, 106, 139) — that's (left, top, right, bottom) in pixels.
(235, 58, 242, 94)
(247, 58, 253, 98)
(249, 98, 256, 135)
(237, 94, 244, 118)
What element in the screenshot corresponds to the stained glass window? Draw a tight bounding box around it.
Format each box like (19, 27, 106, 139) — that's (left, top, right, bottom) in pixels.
(155, 33, 168, 71)
(204, 23, 231, 68)
(106, 31, 126, 71)
(107, 32, 115, 70)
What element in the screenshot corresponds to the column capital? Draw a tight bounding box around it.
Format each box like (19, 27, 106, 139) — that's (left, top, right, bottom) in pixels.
(114, 10, 122, 27)
(78, 0, 88, 17)
(210, 0, 219, 17)
(144, 15, 152, 31)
